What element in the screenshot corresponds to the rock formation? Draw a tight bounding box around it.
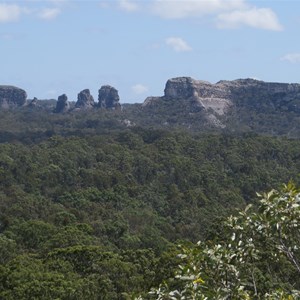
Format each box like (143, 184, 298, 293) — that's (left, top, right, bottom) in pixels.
(218, 78, 300, 113)
(164, 77, 200, 99)
(163, 77, 231, 115)
(55, 94, 69, 113)
(144, 77, 300, 116)
(98, 85, 121, 110)
(75, 89, 95, 109)
(28, 97, 38, 108)
(0, 86, 27, 109)
(2, 77, 300, 135)
(141, 76, 300, 131)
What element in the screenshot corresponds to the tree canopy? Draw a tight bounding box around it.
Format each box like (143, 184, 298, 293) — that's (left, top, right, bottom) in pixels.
(145, 183, 300, 299)
(1, 112, 300, 299)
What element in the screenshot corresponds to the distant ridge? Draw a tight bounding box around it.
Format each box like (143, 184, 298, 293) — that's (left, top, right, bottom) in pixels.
(1, 77, 300, 137)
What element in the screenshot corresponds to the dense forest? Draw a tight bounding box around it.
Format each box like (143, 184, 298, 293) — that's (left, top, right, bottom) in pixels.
(0, 109, 300, 299)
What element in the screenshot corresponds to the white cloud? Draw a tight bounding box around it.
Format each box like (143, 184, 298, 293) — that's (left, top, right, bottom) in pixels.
(0, 1, 66, 23)
(132, 84, 149, 95)
(38, 8, 61, 20)
(281, 53, 300, 64)
(150, 0, 282, 31)
(217, 7, 283, 31)
(152, 0, 246, 19)
(119, 0, 139, 12)
(166, 37, 192, 52)
(0, 4, 22, 23)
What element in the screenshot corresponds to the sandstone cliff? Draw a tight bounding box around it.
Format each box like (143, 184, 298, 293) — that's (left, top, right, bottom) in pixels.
(76, 89, 95, 109)
(159, 77, 300, 113)
(2, 77, 300, 136)
(0, 86, 27, 109)
(55, 94, 70, 113)
(98, 85, 121, 110)
(141, 77, 300, 133)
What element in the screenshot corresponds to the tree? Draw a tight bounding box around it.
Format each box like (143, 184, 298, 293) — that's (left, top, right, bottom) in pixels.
(145, 183, 300, 299)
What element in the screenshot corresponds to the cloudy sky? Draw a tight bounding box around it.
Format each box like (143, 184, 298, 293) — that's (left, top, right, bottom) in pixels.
(1, 0, 299, 103)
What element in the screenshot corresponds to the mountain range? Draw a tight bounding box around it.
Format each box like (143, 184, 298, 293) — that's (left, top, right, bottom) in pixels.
(1, 76, 300, 137)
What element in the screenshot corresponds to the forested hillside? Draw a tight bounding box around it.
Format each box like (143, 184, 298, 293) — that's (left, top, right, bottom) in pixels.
(0, 107, 300, 298)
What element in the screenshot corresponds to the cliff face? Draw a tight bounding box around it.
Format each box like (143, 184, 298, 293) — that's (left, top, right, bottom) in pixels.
(164, 77, 231, 115)
(98, 85, 121, 110)
(0, 86, 27, 109)
(217, 79, 300, 113)
(76, 89, 95, 109)
(55, 94, 70, 113)
(160, 77, 300, 114)
(141, 77, 300, 134)
(2, 77, 300, 136)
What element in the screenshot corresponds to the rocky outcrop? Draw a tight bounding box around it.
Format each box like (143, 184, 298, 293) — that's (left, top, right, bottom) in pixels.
(163, 77, 231, 115)
(164, 77, 200, 99)
(141, 76, 300, 131)
(2, 77, 300, 136)
(55, 94, 69, 113)
(142, 97, 161, 108)
(28, 97, 38, 108)
(145, 77, 300, 116)
(75, 89, 95, 109)
(218, 79, 300, 113)
(98, 85, 121, 110)
(0, 86, 27, 109)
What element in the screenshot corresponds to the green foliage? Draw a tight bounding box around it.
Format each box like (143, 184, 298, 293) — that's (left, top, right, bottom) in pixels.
(0, 254, 97, 300)
(0, 234, 18, 264)
(6, 220, 56, 251)
(146, 183, 300, 299)
(1, 109, 300, 298)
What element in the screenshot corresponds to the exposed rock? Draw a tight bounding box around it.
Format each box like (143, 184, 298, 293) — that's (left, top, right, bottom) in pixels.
(142, 96, 161, 107)
(218, 78, 300, 113)
(55, 94, 70, 113)
(0, 85, 27, 109)
(1, 77, 300, 136)
(141, 76, 300, 131)
(164, 77, 199, 99)
(122, 119, 135, 127)
(28, 97, 38, 108)
(75, 89, 95, 109)
(206, 114, 225, 128)
(146, 76, 300, 116)
(98, 85, 121, 109)
(163, 77, 231, 115)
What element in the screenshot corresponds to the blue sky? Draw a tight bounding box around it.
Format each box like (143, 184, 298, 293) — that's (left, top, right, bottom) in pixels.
(1, 0, 299, 103)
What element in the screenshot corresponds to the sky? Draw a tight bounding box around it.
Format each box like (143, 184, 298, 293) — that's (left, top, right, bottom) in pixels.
(0, 0, 299, 103)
